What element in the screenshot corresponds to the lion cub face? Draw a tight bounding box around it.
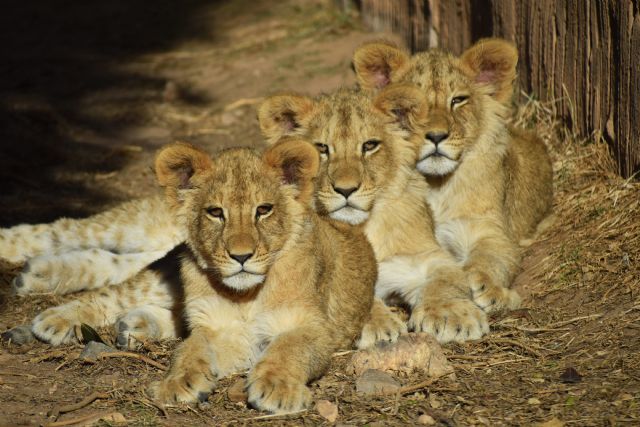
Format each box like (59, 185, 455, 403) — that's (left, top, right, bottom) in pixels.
(155, 140, 319, 291)
(259, 89, 414, 225)
(355, 38, 518, 177)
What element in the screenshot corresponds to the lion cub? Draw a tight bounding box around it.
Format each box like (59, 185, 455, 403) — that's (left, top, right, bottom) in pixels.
(354, 38, 553, 312)
(149, 139, 376, 413)
(259, 88, 489, 343)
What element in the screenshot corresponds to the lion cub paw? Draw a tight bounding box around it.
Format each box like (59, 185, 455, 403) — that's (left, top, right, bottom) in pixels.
(468, 271, 521, 313)
(409, 298, 489, 343)
(12, 258, 54, 296)
(357, 307, 407, 350)
(31, 305, 80, 345)
(149, 366, 214, 404)
(247, 360, 312, 414)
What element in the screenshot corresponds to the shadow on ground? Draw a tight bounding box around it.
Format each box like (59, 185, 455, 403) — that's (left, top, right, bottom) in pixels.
(0, 0, 220, 225)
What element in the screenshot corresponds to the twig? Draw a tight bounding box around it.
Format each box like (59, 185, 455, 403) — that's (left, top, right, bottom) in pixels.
(246, 409, 307, 420)
(99, 351, 168, 371)
(132, 398, 168, 418)
(47, 392, 110, 419)
(393, 372, 454, 396)
(487, 338, 545, 358)
(547, 313, 603, 328)
(0, 371, 36, 378)
(44, 411, 120, 427)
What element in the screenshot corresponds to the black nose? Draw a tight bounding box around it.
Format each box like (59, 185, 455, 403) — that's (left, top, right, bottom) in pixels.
(230, 253, 253, 265)
(333, 186, 358, 199)
(426, 132, 449, 145)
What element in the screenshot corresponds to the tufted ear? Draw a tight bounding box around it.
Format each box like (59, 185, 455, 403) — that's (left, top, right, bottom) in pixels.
(262, 138, 319, 203)
(353, 40, 410, 91)
(460, 38, 518, 105)
(155, 142, 213, 206)
(374, 83, 427, 131)
(258, 94, 316, 145)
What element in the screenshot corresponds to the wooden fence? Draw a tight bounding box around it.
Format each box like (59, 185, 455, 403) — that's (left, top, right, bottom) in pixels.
(355, 0, 640, 178)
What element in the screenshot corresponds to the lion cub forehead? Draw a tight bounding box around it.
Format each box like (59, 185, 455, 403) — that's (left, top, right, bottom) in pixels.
(313, 89, 382, 142)
(203, 148, 278, 201)
(406, 50, 471, 93)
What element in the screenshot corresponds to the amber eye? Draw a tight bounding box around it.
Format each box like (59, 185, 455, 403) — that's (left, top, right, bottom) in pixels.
(205, 207, 224, 219)
(256, 204, 273, 218)
(315, 143, 329, 155)
(451, 96, 469, 107)
(362, 139, 381, 153)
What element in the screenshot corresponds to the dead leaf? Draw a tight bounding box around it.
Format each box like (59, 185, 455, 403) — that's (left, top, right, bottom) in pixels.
(559, 367, 582, 383)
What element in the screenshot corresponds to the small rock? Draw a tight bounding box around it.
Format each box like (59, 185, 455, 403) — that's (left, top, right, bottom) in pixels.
(1, 325, 35, 345)
(79, 341, 117, 361)
(316, 399, 338, 422)
(559, 367, 582, 383)
(227, 378, 247, 402)
(356, 369, 400, 395)
(349, 333, 454, 378)
(418, 414, 436, 425)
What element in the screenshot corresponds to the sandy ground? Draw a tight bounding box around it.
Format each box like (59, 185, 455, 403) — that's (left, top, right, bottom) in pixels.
(0, 0, 638, 425)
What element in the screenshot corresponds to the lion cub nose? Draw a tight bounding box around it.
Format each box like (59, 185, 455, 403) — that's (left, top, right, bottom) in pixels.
(230, 253, 253, 265)
(425, 132, 449, 145)
(333, 186, 358, 199)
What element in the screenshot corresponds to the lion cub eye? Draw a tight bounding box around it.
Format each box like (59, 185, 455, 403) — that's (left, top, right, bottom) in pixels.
(451, 96, 469, 108)
(315, 143, 329, 155)
(205, 207, 224, 220)
(256, 204, 273, 218)
(362, 139, 381, 153)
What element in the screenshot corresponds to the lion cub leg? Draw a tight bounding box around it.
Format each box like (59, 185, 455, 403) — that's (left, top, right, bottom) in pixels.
(31, 269, 173, 345)
(151, 325, 253, 403)
(0, 196, 181, 265)
(356, 297, 407, 349)
(247, 322, 333, 413)
(115, 305, 179, 350)
(13, 249, 167, 296)
(376, 250, 489, 343)
(440, 220, 522, 313)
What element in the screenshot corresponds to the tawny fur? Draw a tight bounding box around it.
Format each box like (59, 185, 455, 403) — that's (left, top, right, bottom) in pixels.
(259, 88, 489, 343)
(149, 140, 377, 413)
(354, 38, 553, 312)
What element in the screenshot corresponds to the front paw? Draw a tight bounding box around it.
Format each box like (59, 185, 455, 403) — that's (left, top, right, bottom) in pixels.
(31, 306, 80, 345)
(149, 370, 213, 404)
(357, 307, 407, 350)
(409, 298, 489, 343)
(467, 271, 521, 313)
(247, 361, 312, 414)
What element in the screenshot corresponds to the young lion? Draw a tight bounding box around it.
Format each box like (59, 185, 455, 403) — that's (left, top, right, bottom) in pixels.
(149, 139, 376, 412)
(353, 38, 553, 312)
(259, 88, 489, 343)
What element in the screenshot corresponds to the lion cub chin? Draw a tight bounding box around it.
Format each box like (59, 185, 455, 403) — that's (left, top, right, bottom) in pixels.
(149, 139, 376, 414)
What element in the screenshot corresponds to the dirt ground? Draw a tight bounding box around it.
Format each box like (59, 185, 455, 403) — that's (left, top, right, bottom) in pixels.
(0, 0, 638, 426)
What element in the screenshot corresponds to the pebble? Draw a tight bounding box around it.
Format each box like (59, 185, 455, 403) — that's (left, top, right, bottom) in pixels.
(316, 399, 338, 422)
(418, 414, 436, 425)
(355, 369, 400, 395)
(79, 341, 117, 361)
(1, 325, 35, 345)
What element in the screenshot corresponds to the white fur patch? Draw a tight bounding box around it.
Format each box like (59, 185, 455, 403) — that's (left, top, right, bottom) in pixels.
(329, 207, 369, 225)
(416, 143, 459, 176)
(222, 272, 266, 291)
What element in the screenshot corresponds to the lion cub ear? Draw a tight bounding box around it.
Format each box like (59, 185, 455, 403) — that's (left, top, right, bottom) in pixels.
(460, 38, 518, 105)
(353, 41, 410, 91)
(263, 138, 319, 203)
(258, 95, 315, 145)
(155, 142, 213, 205)
(374, 83, 426, 131)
